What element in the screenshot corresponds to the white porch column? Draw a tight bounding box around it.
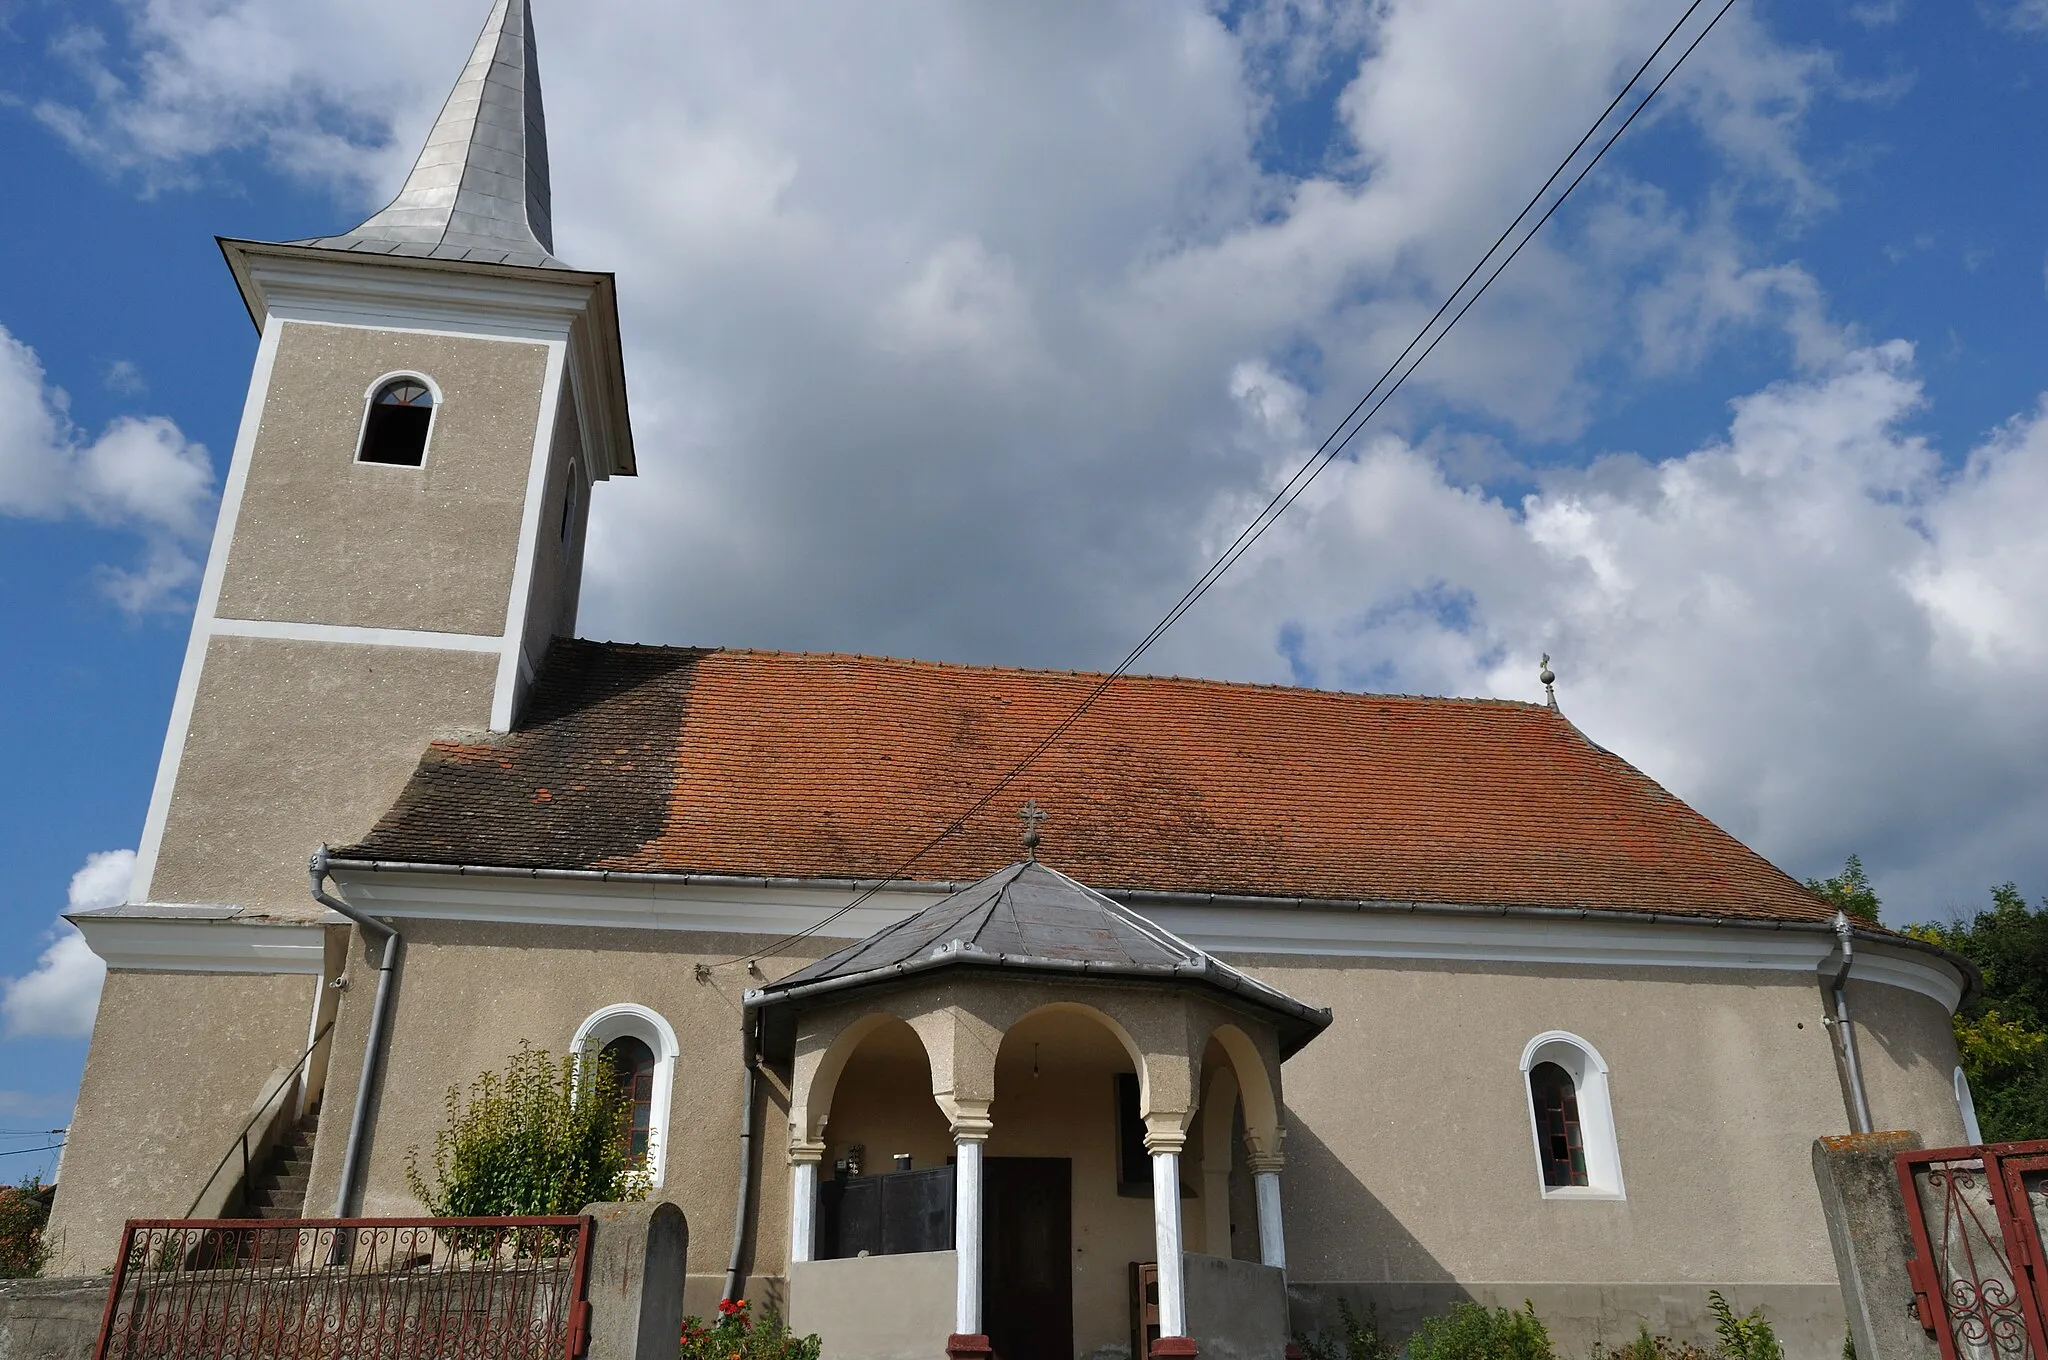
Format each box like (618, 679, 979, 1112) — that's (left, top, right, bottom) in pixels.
(788, 1142, 824, 1265)
(1250, 1153, 1287, 1271)
(1148, 1131, 1188, 1339)
(952, 1105, 993, 1342)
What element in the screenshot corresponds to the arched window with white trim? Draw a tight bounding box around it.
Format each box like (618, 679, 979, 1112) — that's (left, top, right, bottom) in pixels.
(358, 373, 439, 467)
(573, 1004, 679, 1187)
(1954, 1066, 1983, 1145)
(1520, 1031, 1624, 1200)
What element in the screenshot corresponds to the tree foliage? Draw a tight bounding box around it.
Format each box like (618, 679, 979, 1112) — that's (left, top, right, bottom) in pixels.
(1806, 854, 1881, 925)
(405, 1041, 651, 1221)
(0, 1176, 51, 1279)
(1907, 881, 2048, 1142)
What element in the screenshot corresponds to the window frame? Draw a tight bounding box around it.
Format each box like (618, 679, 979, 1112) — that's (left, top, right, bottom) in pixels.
(572, 1003, 679, 1187)
(355, 371, 443, 469)
(1519, 1031, 1625, 1201)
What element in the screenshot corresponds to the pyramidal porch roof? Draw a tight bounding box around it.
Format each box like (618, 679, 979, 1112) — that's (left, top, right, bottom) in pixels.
(744, 860, 1333, 1057)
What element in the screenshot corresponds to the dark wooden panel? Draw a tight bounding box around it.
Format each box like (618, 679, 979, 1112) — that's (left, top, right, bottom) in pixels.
(985, 1158, 1073, 1360)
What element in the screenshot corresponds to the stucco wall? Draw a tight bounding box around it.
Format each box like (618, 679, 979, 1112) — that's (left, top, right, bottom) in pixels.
(788, 1252, 955, 1360)
(513, 384, 588, 694)
(303, 918, 821, 1285)
(1240, 955, 1961, 1292)
(147, 637, 497, 914)
(213, 321, 548, 637)
(1845, 977, 1967, 1144)
(45, 969, 316, 1274)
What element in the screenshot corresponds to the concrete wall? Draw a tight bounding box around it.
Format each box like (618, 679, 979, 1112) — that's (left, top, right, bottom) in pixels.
(1241, 955, 1962, 1290)
(0, 1277, 105, 1360)
(44, 969, 316, 1274)
(1184, 1253, 1288, 1360)
(303, 918, 822, 1284)
(148, 637, 497, 915)
(788, 1252, 956, 1360)
(213, 321, 547, 636)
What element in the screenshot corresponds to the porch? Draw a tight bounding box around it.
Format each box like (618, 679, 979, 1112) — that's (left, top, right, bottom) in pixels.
(746, 859, 1330, 1360)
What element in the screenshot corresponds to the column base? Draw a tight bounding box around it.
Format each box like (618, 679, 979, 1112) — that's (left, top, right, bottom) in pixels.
(947, 1335, 995, 1360)
(1150, 1339, 1199, 1360)
(1286, 1345, 1306, 1360)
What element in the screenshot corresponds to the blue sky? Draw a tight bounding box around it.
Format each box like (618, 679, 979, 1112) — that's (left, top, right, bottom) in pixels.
(3, 0, 2046, 1183)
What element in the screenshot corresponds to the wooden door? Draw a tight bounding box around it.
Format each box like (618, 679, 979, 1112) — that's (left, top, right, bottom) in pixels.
(983, 1157, 1073, 1360)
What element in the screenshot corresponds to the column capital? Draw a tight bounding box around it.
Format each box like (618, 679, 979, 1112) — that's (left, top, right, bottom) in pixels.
(1247, 1152, 1285, 1175)
(788, 1140, 827, 1166)
(950, 1100, 994, 1143)
(1143, 1129, 1187, 1156)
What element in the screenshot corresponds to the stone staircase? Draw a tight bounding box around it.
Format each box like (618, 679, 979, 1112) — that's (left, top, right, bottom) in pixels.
(237, 1105, 319, 1221)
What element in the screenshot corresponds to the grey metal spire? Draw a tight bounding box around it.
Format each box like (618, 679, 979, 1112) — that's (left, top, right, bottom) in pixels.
(295, 0, 565, 268)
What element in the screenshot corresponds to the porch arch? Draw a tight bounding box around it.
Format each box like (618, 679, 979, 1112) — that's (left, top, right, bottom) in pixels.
(1205, 1022, 1282, 1162)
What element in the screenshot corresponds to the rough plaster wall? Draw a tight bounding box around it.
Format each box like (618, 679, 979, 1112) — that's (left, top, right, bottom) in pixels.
(45, 970, 314, 1274)
(303, 919, 825, 1288)
(214, 321, 548, 636)
(514, 377, 589, 694)
(147, 637, 496, 914)
(1844, 977, 1967, 1144)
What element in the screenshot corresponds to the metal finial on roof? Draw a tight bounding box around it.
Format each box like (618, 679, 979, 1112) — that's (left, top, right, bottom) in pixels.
(1018, 800, 1048, 860)
(1539, 654, 1557, 709)
(293, 0, 563, 269)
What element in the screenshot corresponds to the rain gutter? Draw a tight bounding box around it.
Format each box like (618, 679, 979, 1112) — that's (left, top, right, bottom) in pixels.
(310, 845, 401, 1217)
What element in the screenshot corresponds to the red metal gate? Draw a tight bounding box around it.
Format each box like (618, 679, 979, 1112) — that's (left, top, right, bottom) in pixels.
(91, 1217, 594, 1360)
(1898, 1140, 2048, 1360)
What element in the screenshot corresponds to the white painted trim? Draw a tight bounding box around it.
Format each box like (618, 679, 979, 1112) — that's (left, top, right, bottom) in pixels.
(209, 618, 504, 652)
(70, 913, 327, 975)
(354, 370, 443, 468)
(571, 1003, 680, 1187)
(129, 316, 286, 905)
(492, 340, 569, 732)
(1955, 1066, 1984, 1145)
(325, 870, 1968, 1010)
(246, 256, 593, 343)
(1520, 1031, 1626, 1202)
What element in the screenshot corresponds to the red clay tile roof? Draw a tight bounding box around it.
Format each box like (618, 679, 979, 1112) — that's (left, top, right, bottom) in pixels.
(340, 639, 1837, 924)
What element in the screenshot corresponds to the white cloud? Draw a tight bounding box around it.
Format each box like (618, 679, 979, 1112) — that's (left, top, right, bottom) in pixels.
(0, 325, 214, 610)
(103, 359, 146, 395)
(1, 851, 128, 1040)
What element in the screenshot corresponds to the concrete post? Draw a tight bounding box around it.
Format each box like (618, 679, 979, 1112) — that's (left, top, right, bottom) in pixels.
(1811, 1131, 1942, 1360)
(581, 1200, 688, 1360)
(1148, 1131, 1193, 1356)
(947, 1106, 995, 1360)
(1250, 1157, 1286, 1272)
(788, 1144, 823, 1266)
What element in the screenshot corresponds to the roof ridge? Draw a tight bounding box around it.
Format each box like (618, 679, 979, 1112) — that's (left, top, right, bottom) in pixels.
(562, 637, 1553, 709)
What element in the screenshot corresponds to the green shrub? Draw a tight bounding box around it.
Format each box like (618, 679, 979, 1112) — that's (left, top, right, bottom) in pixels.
(1297, 1299, 1396, 1360)
(1706, 1292, 1784, 1360)
(0, 1176, 51, 1279)
(680, 1298, 820, 1360)
(1406, 1301, 1554, 1360)
(405, 1040, 650, 1226)
(1599, 1325, 1714, 1360)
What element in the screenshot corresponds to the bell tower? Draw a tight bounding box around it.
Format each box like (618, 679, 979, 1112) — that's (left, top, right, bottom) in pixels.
(129, 0, 634, 916)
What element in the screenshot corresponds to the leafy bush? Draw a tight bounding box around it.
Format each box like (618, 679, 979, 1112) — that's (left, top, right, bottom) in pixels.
(1297, 1299, 1396, 1360)
(680, 1298, 820, 1360)
(405, 1041, 650, 1224)
(1706, 1292, 1783, 1360)
(0, 1176, 51, 1279)
(1599, 1325, 1714, 1360)
(1405, 1301, 1555, 1360)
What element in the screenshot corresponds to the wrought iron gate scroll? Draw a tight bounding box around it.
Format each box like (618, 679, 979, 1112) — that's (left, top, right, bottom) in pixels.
(1898, 1139, 2048, 1360)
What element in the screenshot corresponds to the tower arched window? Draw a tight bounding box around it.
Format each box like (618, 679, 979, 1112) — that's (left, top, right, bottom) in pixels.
(1520, 1031, 1625, 1200)
(572, 1004, 679, 1186)
(359, 375, 437, 467)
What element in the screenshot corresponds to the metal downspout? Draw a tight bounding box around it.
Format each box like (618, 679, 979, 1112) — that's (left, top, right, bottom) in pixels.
(723, 1013, 761, 1304)
(310, 845, 401, 1217)
(1828, 910, 1875, 1135)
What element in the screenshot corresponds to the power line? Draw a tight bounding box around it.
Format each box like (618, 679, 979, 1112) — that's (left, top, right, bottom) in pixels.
(711, 0, 1738, 974)
(0, 1143, 65, 1157)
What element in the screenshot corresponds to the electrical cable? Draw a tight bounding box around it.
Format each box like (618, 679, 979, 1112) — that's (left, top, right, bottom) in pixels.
(0, 1143, 65, 1157)
(709, 0, 1737, 974)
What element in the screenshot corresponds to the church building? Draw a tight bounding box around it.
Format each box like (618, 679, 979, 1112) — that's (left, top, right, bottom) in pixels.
(48, 6, 1978, 1360)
